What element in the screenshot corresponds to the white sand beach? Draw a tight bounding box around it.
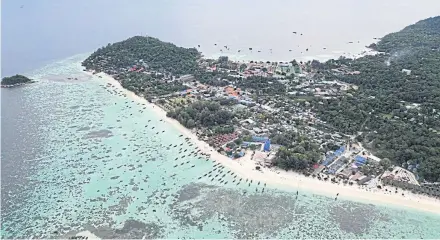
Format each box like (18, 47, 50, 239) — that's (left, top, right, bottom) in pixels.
(76, 231, 101, 239)
(92, 71, 440, 215)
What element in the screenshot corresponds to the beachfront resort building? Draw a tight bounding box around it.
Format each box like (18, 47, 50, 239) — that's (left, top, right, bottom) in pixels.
(380, 167, 440, 197)
(381, 166, 420, 187)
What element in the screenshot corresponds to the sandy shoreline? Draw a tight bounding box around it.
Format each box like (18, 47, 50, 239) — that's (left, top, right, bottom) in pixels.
(91, 71, 440, 215)
(208, 44, 381, 64)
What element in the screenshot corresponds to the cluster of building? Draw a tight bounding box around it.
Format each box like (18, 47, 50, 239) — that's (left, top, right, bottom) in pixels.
(308, 143, 440, 198)
(207, 133, 239, 148)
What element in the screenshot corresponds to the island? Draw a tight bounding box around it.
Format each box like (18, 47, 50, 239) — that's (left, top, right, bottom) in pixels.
(1, 74, 33, 88)
(82, 16, 440, 201)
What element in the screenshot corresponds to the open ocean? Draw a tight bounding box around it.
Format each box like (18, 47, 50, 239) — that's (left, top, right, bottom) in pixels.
(1, 54, 440, 239)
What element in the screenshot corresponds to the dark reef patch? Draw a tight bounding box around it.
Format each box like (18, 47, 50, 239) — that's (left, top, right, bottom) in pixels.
(170, 183, 306, 238)
(329, 201, 390, 235)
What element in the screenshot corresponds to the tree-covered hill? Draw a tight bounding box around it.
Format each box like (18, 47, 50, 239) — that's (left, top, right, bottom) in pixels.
(82, 36, 201, 75)
(316, 16, 440, 182)
(371, 16, 440, 52)
(1, 74, 32, 86)
(337, 16, 440, 108)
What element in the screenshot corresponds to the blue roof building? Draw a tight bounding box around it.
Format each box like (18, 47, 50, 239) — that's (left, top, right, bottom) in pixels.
(354, 155, 367, 166)
(334, 146, 345, 156)
(322, 155, 336, 166)
(355, 155, 367, 163)
(263, 139, 271, 152)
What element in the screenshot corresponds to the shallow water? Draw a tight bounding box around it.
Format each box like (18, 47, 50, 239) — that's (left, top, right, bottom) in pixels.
(1, 54, 440, 239)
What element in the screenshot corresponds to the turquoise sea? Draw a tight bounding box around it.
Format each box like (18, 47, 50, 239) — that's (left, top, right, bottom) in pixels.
(1, 54, 440, 239)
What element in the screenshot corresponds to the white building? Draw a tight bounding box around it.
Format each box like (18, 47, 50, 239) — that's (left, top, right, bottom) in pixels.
(241, 119, 255, 125)
(401, 69, 412, 75)
(367, 155, 381, 163)
(253, 127, 263, 134)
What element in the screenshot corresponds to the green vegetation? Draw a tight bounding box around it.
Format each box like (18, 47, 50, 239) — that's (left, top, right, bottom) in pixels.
(370, 16, 440, 53)
(236, 76, 286, 95)
(271, 131, 322, 171)
(166, 101, 234, 129)
(119, 72, 187, 97)
(316, 16, 440, 182)
(1, 74, 32, 86)
(193, 70, 232, 86)
(82, 36, 202, 97)
(82, 36, 200, 75)
(211, 125, 235, 135)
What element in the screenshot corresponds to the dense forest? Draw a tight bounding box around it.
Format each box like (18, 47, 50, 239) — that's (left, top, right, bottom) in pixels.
(119, 72, 187, 97)
(82, 36, 201, 75)
(315, 16, 440, 182)
(166, 101, 234, 129)
(271, 131, 322, 171)
(1, 74, 32, 86)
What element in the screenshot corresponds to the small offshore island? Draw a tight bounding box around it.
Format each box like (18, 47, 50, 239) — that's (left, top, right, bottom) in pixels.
(82, 16, 440, 210)
(1, 74, 34, 88)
